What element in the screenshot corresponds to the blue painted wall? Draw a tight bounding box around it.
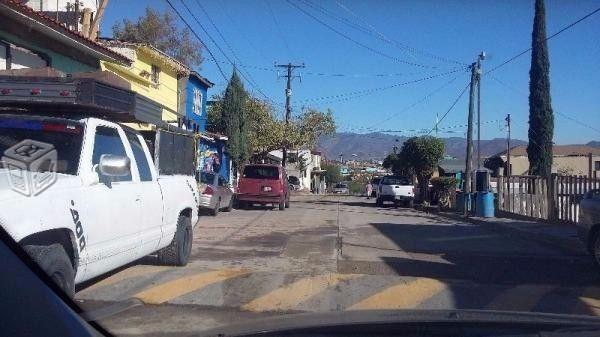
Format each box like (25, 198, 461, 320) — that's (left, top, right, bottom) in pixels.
(184, 73, 209, 133)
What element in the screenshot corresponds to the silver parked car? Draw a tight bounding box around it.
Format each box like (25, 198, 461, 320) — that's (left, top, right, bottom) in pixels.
(197, 172, 234, 216)
(578, 189, 600, 265)
(333, 183, 349, 194)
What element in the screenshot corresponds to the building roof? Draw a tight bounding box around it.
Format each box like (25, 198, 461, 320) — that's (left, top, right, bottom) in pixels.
(189, 71, 214, 88)
(496, 145, 600, 157)
(0, 0, 131, 65)
(99, 39, 190, 75)
(438, 158, 466, 174)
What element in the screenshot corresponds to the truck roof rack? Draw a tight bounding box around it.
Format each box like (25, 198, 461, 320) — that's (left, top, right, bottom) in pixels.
(0, 75, 169, 128)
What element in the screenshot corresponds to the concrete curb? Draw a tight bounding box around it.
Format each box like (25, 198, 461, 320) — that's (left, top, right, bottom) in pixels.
(430, 210, 588, 256)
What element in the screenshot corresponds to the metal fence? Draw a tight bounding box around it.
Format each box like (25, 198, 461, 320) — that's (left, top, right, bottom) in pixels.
(497, 174, 600, 223)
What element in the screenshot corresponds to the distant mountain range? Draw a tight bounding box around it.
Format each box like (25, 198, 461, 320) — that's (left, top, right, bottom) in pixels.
(317, 132, 526, 161)
(317, 132, 600, 161)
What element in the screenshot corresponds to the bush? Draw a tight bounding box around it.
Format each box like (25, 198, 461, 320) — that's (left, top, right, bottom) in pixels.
(430, 177, 457, 208)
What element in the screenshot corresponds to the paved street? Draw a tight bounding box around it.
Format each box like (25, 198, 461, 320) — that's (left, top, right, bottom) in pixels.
(76, 194, 600, 336)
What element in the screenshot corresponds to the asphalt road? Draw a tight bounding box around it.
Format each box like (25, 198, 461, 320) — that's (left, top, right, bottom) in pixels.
(75, 194, 600, 336)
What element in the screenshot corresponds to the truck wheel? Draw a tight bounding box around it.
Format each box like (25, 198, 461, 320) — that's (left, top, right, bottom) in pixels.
(24, 244, 75, 298)
(285, 196, 290, 208)
(376, 198, 383, 207)
(211, 198, 220, 216)
(279, 198, 285, 211)
(158, 215, 192, 266)
(407, 199, 414, 208)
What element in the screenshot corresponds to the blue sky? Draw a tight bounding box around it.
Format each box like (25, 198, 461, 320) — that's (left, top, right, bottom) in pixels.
(101, 0, 600, 144)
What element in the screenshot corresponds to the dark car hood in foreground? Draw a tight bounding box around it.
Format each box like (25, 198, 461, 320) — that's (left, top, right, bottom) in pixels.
(198, 309, 600, 337)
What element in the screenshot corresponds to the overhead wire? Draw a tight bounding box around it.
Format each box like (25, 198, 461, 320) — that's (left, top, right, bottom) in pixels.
(427, 81, 471, 135)
(286, 0, 439, 69)
(163, 0, 228, 80)
(264, 0, 294, 57)
(295, 67, 467, 104)
(180, 0, 277, 105)
(332, 0, 467, 66)
(486, 6, 600, 75)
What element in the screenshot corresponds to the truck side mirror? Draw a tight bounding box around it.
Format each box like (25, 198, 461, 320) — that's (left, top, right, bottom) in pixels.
(98, 154, 130, 177)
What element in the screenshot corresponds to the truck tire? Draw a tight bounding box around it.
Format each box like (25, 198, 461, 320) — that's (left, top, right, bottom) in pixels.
(158, 215, 193, 266)
(285, 195, 290, 208)
(376, 198, 383, 207)
(407, 199, 414, 208)
(23, 244, 75, 298)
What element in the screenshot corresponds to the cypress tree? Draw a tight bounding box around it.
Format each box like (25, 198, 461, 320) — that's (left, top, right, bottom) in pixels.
(222, 69, 248, 171)
(527, 0, 554, 177)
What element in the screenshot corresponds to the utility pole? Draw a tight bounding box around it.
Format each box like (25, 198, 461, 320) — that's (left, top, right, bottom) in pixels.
(435, 113, 439, 137)
(275, 62, 305, 167)
(464, 61, 478, 217)
(476, 52, 485, 169)
(506, 113, 511, 211)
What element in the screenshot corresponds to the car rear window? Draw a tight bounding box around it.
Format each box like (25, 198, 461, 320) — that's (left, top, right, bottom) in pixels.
(243, 166, 279, 179)
(335, 183, 348, 188)
(381, 177, 411, 185)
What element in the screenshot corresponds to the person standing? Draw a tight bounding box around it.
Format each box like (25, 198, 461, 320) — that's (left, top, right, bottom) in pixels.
(366, 182, 373, 199)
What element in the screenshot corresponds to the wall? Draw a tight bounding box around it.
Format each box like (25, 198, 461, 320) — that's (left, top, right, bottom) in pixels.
(184, 75, 208, 132)
(101, 47, 180, 122)
(502, 155, 600, 176)
(0, 31, 96, 73)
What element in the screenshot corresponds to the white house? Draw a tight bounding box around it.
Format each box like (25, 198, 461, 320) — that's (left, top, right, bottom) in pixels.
(269, 149, 326, 192)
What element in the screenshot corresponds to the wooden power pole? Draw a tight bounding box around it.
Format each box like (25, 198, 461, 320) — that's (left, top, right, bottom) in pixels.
(275, 62, 304, 167)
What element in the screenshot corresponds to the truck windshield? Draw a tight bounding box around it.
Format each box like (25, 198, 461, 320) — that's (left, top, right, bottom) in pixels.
(381, 177, 411, 185)
(243, 166, 279, 179)
(0, 117, 84, 175)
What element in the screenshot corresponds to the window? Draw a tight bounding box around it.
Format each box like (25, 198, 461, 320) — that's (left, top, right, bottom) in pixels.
(151, 64, 160, 85)
(243, 165, 279, 179)
(595, 161, 600, 171)
(0, 40, 48, 70)
(126, 132, 153, 182)
(92, 126, 131, 182)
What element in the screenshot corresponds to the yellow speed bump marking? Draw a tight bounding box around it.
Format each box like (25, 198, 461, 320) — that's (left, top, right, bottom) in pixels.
(486, 284, 557, 311)
(79, 265, 172, 293)
(134, 269, 248, 305)
(348, 278, 446, 310)
(242, 273, 360, 312)
(579, 287, 600, 316)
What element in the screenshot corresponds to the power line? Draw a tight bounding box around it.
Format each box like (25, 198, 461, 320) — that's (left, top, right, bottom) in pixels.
(180, 0, 276, 104)
(332, 0, 467, 66)
(286, 0, 438, 69)
(163, 0, 228, 80)
(295, 67, 466, 104)
(366, 71, 465, 129)
(486, 6, 600, 74)
(428, 81, 471, 135)
(264, 0, 294, 57)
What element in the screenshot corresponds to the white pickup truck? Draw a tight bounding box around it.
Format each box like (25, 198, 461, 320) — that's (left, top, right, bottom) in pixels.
(375, 175, 415, 207)
(0, 113, 199, 297)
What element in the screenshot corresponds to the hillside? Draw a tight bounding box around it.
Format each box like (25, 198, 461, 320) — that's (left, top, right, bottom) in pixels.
(317, 132, 527, 161)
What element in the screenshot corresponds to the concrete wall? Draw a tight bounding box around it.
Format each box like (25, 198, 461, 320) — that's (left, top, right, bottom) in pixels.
(503, 155, 600, 176)
(184, 75, 208, 132)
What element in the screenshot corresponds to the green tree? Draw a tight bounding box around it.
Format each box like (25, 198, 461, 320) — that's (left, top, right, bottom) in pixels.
(112, 7, 203, 67)
(484, 156, 506, 177)
(322, 161, 342, 187)
(527, 0, 554, 177)
(399, 136, 445, 202)
(382, 151, 412, 176)
(222, 70, 249, 171)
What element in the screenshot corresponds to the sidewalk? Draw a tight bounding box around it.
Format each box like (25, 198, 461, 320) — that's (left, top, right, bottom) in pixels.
(435, 210, 589, 256)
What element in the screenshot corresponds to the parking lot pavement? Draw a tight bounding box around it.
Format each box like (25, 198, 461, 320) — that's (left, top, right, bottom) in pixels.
(76, 195, 600, 336)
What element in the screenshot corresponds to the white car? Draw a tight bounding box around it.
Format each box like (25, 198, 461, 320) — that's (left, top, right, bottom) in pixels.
(0, 114, 199, 297)
(376, 176, 415, 207)
(197, 171, 234, 216)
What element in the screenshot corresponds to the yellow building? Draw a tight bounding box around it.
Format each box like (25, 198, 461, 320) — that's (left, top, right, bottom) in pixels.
(99, 40, 189, 123)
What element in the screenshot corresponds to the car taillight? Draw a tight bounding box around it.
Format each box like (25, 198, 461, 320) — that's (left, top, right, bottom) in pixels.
(0, 88, 11, 95)
(203, 186, 214, 195)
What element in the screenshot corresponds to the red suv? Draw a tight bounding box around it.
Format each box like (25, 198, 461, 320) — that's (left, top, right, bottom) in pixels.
(236, 164, 290, 210)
